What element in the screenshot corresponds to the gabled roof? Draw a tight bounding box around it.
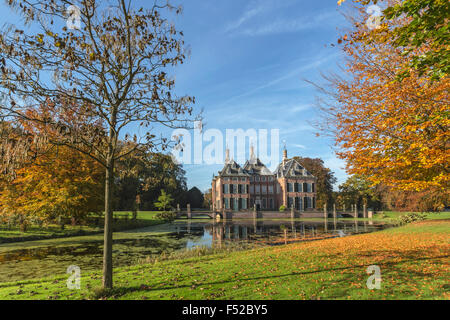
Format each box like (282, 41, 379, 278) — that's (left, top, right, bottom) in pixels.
(274, 159, 314, 178)
(218, 160, 250, 177)
(243, 158, 273, 176)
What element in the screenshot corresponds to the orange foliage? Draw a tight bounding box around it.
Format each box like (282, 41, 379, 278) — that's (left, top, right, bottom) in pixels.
(0, 145, 104, 224)
(320, 6, 449, 193)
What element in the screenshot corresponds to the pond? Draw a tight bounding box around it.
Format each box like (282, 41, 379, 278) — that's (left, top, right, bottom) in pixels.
(0, 219, 392, 283)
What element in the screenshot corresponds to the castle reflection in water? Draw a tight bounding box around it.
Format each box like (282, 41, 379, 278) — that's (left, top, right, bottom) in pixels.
(173, 219, 387, 248)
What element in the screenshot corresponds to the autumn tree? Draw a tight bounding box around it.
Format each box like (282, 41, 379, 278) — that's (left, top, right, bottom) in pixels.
(339, 0, 449, 80)
(313, 1, 449, 196)
(0, 0, 199, 289)
(0, 145, 104, 228)
(338, 175, 382, 210)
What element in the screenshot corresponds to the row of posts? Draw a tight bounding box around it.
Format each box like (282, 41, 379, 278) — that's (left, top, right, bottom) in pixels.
(177, 202, 373, 220)
(323, 203, 372, 219)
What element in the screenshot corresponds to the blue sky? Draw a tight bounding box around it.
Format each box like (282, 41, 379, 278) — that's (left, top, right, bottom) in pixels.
(0, 0, 352, 192)
(169, 0, 350, 191)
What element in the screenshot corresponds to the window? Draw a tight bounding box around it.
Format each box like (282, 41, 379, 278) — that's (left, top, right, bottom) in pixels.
(238, 185, 242, 194)
(241, 177, 246, 182)
(233, 177, 238, 181)
(288, 197, 294, 208)
(262, 185, 267, 193)
(255, 176, 260, 182)
(250, 176, 254, 182)
(268, 186, 273, 194)
(307, 197, 312, 208)
(234, 198, 239, 211)
(241, 198, 247, 210)
(223, 184, 229, 194)
(268, 176, 274, 182)
(224, 198, 230, 209)
(261, 176, 266, 182)
(234, 184, 239, 194)
(255, 185, 261, 194)
(262, 198, 267, 209)
(276, 185, 281, 194)
(269, 198, 274, 209)
(249, 185, 254, 194)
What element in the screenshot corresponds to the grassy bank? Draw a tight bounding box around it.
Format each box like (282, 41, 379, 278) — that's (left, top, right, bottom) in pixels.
(0, 211, 163, 243)
(0, 219, 448, 300)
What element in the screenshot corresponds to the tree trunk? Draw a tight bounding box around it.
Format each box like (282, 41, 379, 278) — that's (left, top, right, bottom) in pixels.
(102, 163, 114, 289)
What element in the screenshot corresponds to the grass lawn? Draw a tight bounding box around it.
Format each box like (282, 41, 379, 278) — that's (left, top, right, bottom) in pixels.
(0, 211, 164, 243)
(0, 219, 448, 300)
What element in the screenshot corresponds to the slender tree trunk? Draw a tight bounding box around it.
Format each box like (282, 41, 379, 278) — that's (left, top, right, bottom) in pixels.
(103, 162, 114, 289)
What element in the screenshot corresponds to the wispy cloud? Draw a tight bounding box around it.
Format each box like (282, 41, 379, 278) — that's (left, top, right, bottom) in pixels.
(224, 1, 267, 33)
(293, 143, 307, 149)
(239, 11, 338, 36)
(216, 53, 338, 108)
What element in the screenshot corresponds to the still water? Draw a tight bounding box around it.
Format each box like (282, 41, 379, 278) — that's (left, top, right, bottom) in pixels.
(0, 219, 391, 283)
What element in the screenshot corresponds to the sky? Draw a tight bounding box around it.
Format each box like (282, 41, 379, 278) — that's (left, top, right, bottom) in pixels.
(0, 0, 353, 192)
(168, 0, 350, 191)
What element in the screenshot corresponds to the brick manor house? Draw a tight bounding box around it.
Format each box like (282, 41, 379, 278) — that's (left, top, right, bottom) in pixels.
(211, 147, 317, 212)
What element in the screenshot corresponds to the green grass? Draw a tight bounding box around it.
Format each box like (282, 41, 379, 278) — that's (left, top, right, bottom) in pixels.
(0, 211, 165, 243)
(0, 219, 448, 300)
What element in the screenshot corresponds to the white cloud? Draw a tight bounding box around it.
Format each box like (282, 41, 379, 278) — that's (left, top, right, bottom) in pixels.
(234, 10, 339, 37)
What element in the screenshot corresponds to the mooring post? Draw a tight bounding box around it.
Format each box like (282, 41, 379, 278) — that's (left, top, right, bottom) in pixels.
(333, 203, 337, 231)
(363, 204, 367, 218)
(354, 203, 357, 218)
(187, 203, 191, 219)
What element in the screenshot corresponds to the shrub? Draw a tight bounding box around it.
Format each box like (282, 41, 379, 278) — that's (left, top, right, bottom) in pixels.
(155, 211, 177, 222)
(397, 212, 427, 225)
(279, 205, 286, 212)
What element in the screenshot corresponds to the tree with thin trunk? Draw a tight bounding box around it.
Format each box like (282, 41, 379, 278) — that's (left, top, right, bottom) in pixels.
(0, 0, 199, 289)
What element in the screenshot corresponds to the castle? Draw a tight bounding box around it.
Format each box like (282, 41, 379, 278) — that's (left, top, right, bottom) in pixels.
(211, 147, 317, 212)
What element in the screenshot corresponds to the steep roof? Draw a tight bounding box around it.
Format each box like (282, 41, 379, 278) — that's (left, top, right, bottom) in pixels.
(218, 160, 250, 177)
(274, 159, 314, 178)
(243, 158, 273, 176)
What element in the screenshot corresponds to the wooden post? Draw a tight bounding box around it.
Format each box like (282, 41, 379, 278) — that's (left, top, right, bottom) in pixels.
(363, 204, 367, 218)
(354, 203, 357, 218)
(253, 204, 257, 219)
(323, 204, 327, 219)
(187, 203, 192, 219)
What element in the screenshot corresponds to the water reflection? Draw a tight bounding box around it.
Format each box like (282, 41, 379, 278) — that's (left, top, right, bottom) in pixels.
(0, 219, 391, 283)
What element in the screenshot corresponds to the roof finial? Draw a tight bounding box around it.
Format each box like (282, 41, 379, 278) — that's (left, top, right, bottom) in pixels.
(282, 140, 287, 166)
(249, 142, 256, 164)
(225, 146, 230, 164)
